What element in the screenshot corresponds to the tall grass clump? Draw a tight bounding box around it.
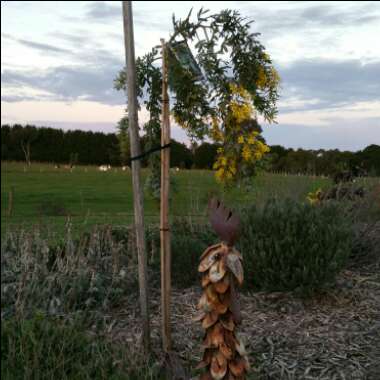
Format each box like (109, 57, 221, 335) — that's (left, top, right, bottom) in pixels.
(238, 198, 352, 294)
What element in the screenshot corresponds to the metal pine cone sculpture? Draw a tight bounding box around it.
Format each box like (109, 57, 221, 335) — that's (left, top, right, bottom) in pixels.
(195, 199, 249, 380)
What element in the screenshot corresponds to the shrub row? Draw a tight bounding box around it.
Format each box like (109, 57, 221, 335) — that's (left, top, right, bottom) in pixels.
(1, 198, 355, 321)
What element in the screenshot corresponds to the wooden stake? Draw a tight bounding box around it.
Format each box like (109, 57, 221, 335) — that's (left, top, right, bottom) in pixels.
(160, 38, 172, 351)
(122, 0, 150, 353)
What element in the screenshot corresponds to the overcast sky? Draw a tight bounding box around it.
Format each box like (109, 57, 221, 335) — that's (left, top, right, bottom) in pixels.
(2, 1, 380, 151)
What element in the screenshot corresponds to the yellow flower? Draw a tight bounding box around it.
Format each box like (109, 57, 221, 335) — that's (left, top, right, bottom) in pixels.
(256, 66, 267, 89)
(215, 168, 224, 182)
(238, 135, 245, 144)
(242, 145, 252, 161)
(247, 135, 255, 145)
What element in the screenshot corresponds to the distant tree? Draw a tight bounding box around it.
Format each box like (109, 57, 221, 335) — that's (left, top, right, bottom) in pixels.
(1, 124, 10, 160)
(116, 116, 130, 165)
(358, 144, 380, 176)
(11, 124, 38, 166)
(194, 143, 219, 169)
(170, 139, 193, 168)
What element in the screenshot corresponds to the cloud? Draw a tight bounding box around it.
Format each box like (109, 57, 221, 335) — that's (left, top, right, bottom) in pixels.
(277, 59, 380, 112)
(2, 33, 73, 55)
(243, 2, 380, 37)
(1, 61, 125, 105)
(83, 1, 170, 31)
(85, 1, 121, 21)
(50, 31, 91, 46)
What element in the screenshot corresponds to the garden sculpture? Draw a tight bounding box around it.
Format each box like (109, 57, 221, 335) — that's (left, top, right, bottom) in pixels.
(195, 198, 249, 380)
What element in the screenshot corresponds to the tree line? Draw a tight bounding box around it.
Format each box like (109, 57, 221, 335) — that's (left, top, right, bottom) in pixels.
(1, 124, 379, 176)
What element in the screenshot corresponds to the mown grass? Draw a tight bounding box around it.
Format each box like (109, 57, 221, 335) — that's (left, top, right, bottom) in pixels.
(1, 161, 335, 236)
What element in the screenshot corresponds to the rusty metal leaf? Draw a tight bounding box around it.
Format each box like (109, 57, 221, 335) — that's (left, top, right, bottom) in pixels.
(235, 337, 247, 357)
(202, 311, 219, 329)
(226, 253, 244, 286)
(208, 198, 240, 246)
(224, 330, 237, 349)
(214, 275, 230, 294)
(220, 313, 235, 331)
(209, 259, 227, 283)
(215, 350, 227, 367)
(219, 342, 233, 360)
(199, 248, 222, 273)
(206, 285, 228, 314)
(198, 292, 213, 313)
(202, 273, 211, 288)
(200, 243, 222, 260)
(211, 355, 227, 380)
(209, 323, 225, 347)
(228, 358, 245, 377)
(192, 309, 206, 322)
(196, 349, 213, 369)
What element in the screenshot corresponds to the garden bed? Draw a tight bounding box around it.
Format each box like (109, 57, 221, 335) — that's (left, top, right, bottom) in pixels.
(107, 260, 380, 379)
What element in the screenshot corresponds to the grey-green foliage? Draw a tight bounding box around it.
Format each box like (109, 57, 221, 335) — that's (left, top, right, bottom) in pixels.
(1, 315, 161, 380)
(1, 226, 138, 320)
(238, 199, 352, 294)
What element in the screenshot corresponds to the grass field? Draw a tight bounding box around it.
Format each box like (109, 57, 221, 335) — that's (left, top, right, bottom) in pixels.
(1, 161, 336, 235)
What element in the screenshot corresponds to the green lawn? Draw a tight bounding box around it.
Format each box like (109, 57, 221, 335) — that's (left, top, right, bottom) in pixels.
(1, 161, 335, 235)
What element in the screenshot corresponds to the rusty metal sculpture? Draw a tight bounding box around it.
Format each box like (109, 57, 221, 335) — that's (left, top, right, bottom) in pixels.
(195, 198, 249, 380)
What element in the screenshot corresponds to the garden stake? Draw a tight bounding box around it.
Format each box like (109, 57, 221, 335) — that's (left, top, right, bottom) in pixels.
(196, 198, 249, 380)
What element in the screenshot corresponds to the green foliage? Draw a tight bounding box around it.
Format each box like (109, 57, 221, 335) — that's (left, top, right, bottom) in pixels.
(146, 219, 216, 288)
(1, 315, 160, 380)
(238, 199, 352, 294)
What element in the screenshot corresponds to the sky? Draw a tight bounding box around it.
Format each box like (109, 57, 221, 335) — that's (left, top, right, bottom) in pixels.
(1, 1, 380, 151)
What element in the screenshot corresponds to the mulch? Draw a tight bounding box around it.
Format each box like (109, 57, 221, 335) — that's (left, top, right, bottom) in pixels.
(106, 259, 380, 380)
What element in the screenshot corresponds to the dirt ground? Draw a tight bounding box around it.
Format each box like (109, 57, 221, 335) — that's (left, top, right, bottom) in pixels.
(106, 257, 380, 380)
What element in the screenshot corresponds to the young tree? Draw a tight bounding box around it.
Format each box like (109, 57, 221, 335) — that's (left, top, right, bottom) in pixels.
(114, 8, 280, 186)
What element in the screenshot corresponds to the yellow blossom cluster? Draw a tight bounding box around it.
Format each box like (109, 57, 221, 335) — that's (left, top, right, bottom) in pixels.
(307, 188, 323, 205)
(228, 84, 253, 124)
(238, 133, 270, 162)
(256, 66, 280, 91)
(212, 83, 271, 184)
(213, 147, 237, 183)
